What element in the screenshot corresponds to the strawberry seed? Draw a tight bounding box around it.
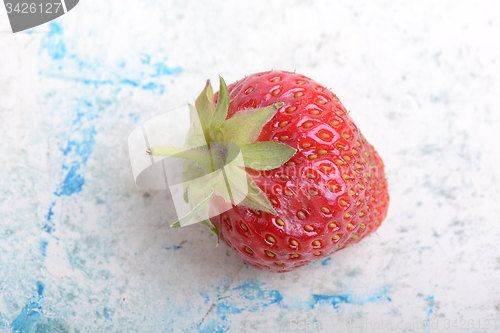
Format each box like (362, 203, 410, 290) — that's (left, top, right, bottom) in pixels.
(297, 211, 307, 220)
(279, 136, 289, 141)
(267, 235, 276, 243)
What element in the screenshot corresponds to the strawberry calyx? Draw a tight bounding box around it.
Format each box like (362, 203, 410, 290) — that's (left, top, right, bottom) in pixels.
(147, 77, 297, 242)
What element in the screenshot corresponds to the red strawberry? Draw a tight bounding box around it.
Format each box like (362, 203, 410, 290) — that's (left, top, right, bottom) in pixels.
(210, 70, 389, 272)
(148, 70, 389, 273)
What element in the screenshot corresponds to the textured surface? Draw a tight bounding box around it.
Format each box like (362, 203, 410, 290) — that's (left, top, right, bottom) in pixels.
(1, 0, 500, 332)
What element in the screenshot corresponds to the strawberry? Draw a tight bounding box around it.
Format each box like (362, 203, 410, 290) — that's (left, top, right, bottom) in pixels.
(149, 70, 389, 273)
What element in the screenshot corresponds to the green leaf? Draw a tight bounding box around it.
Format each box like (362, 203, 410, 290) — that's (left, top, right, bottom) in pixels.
(148, 146, 213, 173)
(212, 163, 245, 203)
(160, 76, 297, 236)
(209, 76, 230, 138)
(183, 170, 226, 228)
(213, 162, 276, 215)
(184, 104, 208, 149)
(149, 146, 193, 157)
(239, 174, 277, 215)
(195, 80, 215, 140)
(183, 184, 189, 203)
(200, 219, 220, 244)
(207, 84, 214, 102)
(171, 191, 214, 228)
(238, 142, 297, 170)
(207, 142, 229, 171)
(218, 103, 283, 145)
(182, 159, 210, 203)
(182, 158, 212, 183)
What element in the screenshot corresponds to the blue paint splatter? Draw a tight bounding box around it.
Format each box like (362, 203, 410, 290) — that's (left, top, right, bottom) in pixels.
(232, 279, 283, 306)
(40, 26, 99, 239)
(36, 282, 44, 296)
(199, 302, 242, 333)
(310, 287, 391, 310)
(128, 113, 140, 124)
(366, 291, 392, 303)
(311, 294, 352, 309)
(199, 281, 391, 331)
(199, 290, 210, 304)
(46, 202, 54, 222)
(37, 8, 183, 263)
(141, 54, 151, 64)
(11, 282, 44, 333)
(56, 164, 85, 196)
(43, 202, 56, 233)
(40, 22, 66, 60)
(150, 62, 183, 77)
(146, 83, 165, 94)
(11, 303, 41, 333)
(41, 73, 172, 93)
(42, 61, 178, 93)
(142, 82, 161, 92)
(39, 241, 48, 257)
(48, 22, 62, 34)
(163, 246, 183, 251)
(199, 320, 230, 333)
(52, 103, 98, 199)
(199, 280, 392, 332)
(43, 76, 114, 87)
(198, 279, 283, 332)
(424, 295, 435, 333)
(321, 257, 331, 266)
(216, 303, 242, 321)
(40, 52, 182, 96)
(120, 79, 140, 87)
(142, 82, 157, 90)
(62, 127, 97, 163)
